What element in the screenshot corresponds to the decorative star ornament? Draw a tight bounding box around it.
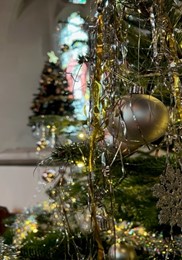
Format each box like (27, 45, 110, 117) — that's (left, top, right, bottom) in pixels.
(47, 51, 59, 64)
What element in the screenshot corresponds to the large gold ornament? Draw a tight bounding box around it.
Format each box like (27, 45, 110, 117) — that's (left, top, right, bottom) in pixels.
(108, 93, 169, 155)
(108, 243, 137, 260)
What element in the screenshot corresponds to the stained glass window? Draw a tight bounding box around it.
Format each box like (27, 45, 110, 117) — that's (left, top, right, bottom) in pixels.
(58, 12, 89, 121)
(68, 0, 87, 4)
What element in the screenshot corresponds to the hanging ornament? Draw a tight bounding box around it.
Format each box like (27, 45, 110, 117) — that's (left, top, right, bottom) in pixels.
(75, 208, 92, 235)
(49, 125, 57, 148)
(108, 243, 137, 260)
(108, 87, 169, 155)
(36, 137, 49, 151)
(74, 206, 110, 235)
(42, 169, 57, 183)
(153, 165, 182, 229)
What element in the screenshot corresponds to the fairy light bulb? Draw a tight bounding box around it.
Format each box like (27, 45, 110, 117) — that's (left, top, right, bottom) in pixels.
(76, 161, 85, 168)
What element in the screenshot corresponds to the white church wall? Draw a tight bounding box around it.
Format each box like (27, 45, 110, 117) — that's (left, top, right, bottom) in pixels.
(0, 0, 56, 152)
(0, 166, 48, 212)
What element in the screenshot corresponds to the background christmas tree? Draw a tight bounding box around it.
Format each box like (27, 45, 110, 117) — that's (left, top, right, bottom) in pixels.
(1, 0, 182, 259)
(28, 52, 78, 150)
(30, 59, 74, 117)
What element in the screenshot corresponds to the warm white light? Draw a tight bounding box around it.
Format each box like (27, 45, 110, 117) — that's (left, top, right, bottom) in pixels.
(76, 161, 85, 168)
(78, 132, 85, 139)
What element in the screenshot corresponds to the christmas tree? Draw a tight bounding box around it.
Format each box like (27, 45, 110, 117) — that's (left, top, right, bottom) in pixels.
(29, 52, 79, 150)
(2, 0, 182, 259)
(30, 51, 74, 118)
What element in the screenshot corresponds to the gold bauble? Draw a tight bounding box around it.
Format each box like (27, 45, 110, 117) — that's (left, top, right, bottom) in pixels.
(127, 245, 137, 260)
(108, 94, 169, 155)
(108, 243, 137, 260)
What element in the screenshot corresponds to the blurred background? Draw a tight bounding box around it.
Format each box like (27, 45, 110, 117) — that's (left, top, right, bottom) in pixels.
(0, 0, 91, 211)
